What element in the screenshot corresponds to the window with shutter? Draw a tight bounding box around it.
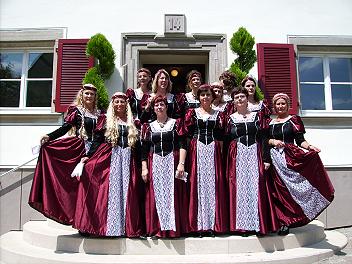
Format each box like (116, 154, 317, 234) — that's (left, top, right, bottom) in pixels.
(55, 39, 94, 112)
(257, 43, 298, 114)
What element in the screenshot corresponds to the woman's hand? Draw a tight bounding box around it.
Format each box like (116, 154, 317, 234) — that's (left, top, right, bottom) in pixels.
(308, 145, 321, 153)
(40, 135, 50, 145)
(141, 168, 149, 183)
(271, 139, 285, 148)
(264, 162, 271, 170)
(80, 157, 89, 163)
(176, 163, 185, 179)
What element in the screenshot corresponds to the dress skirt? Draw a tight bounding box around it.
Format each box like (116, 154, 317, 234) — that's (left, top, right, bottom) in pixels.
(145, 150, 189, 238)
(72, 143, 145, 237)
(269, 145, 334, 228)
(227, 140, 278, 234)
(187, 138, 228, 234)
(28, 136, 85, 225)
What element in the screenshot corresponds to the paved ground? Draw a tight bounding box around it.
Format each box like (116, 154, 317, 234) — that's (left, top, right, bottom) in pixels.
(315, 226, 352, 263)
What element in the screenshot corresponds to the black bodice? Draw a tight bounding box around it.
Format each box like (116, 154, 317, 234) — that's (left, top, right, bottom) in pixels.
(48, 107, 99, 142)
(142, 119, 184, 159)
(116, 124, 130, 149)
(227, 112, 260, 147)
(269, 118, 305, 145)
(191, 109, 221, 145)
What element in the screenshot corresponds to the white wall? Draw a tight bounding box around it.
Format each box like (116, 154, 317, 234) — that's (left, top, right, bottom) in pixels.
(1, 0, 352, 168)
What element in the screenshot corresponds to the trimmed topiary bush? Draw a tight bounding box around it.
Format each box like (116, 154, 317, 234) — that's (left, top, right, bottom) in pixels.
(83, 33, 116, 110)
(229, 27, 264, 100)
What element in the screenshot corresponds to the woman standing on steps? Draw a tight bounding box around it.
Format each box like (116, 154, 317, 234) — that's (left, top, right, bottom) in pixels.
(181, 84, 228, 236)
(267, 93, 334, 235)
(126, 68, 152, 127)
(73, 92, 145, 237)
(29, 84, 105, 226)
(225, 87, 279, 236)
(141, 95, 188, 238)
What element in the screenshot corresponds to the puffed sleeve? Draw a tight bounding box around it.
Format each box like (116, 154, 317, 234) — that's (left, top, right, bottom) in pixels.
(141, 123, 152, 161)
(175, 118, 187, 150)
(214, 111, 225, 141)
(224, 102, 234, 116)
(261, 99, 272, 119)
(47, 105, 77, 140)
(176, 93, 186, 117)
(257, 111, 270, 163)
(290, 115, 306, 146)
(85, 113, 107, 157)
(178, 108, 195, 137)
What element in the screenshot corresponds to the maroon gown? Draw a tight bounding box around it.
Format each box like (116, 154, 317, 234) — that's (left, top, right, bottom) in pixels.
(141, 118, 189, 238)
(181, 108, 228, 234)
(28, 106, 104, 225)
(73, 123, 145, 237)
(225, 111, 279, 235)
(268, 115, 334, 228)
(126, 88, 151, 127)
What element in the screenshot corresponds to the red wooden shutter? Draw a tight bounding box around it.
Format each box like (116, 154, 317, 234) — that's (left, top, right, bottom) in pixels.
(257, 43, 298, 114)
(55, 39, 94, 112)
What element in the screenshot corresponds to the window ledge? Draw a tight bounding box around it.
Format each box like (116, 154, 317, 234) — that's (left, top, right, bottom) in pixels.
(0, 109, 63, 125)
(300, 110, 352, 118)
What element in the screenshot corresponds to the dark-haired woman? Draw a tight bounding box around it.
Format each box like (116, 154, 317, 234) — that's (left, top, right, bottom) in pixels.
(225, 87, 278, 236)
(126, 68, 152, 127)
(141, 95, 188, 238)
(181, 84, 228, 236)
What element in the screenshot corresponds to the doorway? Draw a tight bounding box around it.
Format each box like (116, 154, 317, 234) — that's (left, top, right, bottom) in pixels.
(143, 64, 205, 94)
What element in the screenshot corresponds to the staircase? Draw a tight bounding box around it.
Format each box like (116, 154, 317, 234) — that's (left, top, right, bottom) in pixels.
(0, 219, 347, 264)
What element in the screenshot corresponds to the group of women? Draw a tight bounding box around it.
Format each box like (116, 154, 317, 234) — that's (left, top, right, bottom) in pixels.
(29, 68, 335, 239)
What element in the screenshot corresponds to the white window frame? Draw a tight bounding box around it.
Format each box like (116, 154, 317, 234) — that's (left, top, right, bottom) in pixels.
(288, 35, 352, 118)
(298, 52, 352, 116)
(0, 49, 54, 110)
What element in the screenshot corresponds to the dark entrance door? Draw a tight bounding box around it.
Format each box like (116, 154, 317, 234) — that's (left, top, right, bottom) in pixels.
(143, 64, 205, 94)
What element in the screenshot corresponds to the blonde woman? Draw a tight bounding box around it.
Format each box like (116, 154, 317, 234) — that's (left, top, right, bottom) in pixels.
(29, 84, 104, 226)
(73, 92, 145, 238)
(141, 69, 181, 122)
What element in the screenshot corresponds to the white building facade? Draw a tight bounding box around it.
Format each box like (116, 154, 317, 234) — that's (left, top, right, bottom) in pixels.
(1, 0, 351, 234)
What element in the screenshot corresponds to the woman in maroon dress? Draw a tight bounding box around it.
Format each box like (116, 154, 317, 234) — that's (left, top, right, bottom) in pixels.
(178, 70, 202, 115)
(225, 87, 278, 236)
(73, 92, 145, 237)
(29, 84, 104, 225)
(125, 68, 152, 127)
(182, 84, 228, 236)
(141, 95, 188, 238)
(141, 69, 181, 122)
(241, 76, 271, 118)
(267, 93, 334, 235)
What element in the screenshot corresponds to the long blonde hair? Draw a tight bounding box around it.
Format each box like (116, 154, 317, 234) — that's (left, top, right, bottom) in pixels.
(151, 69, 172, 94)
(105, 95, 138, 148)
(69, 87, 98, 139)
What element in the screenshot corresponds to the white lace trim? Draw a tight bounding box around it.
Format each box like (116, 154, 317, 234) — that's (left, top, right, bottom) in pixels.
(247, 101, 263, 112)
(152, 152, 176, 231)
(270, 148, 330, 220)
(84, 141, 92, 154)
(195, 108, 219, 122)
(150, 118, 176, 132)
(185, 92, 200, 104)
(230, 112, 256, 123)
(235, 142, 260, 231)
(196, 141, 216, 230)
(223, 94, 232, 102)
(77, 106, 100, 119)
(269, 115, 293, 125)
(106, 146, 131, 236)
(212, 102, 227, 112)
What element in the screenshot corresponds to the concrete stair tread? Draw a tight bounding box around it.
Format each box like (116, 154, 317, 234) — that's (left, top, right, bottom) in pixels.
(0, 229, 347, 264)
(21, 220, 328, 254)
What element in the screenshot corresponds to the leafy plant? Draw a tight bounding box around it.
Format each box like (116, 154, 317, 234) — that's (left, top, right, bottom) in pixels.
(229, 27, 264, 100)
(83, 33, 116, 110)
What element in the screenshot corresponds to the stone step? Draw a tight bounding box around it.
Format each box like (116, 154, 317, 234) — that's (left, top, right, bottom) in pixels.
(22, 220, 327, 255)
(0, 229, 347, 264)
